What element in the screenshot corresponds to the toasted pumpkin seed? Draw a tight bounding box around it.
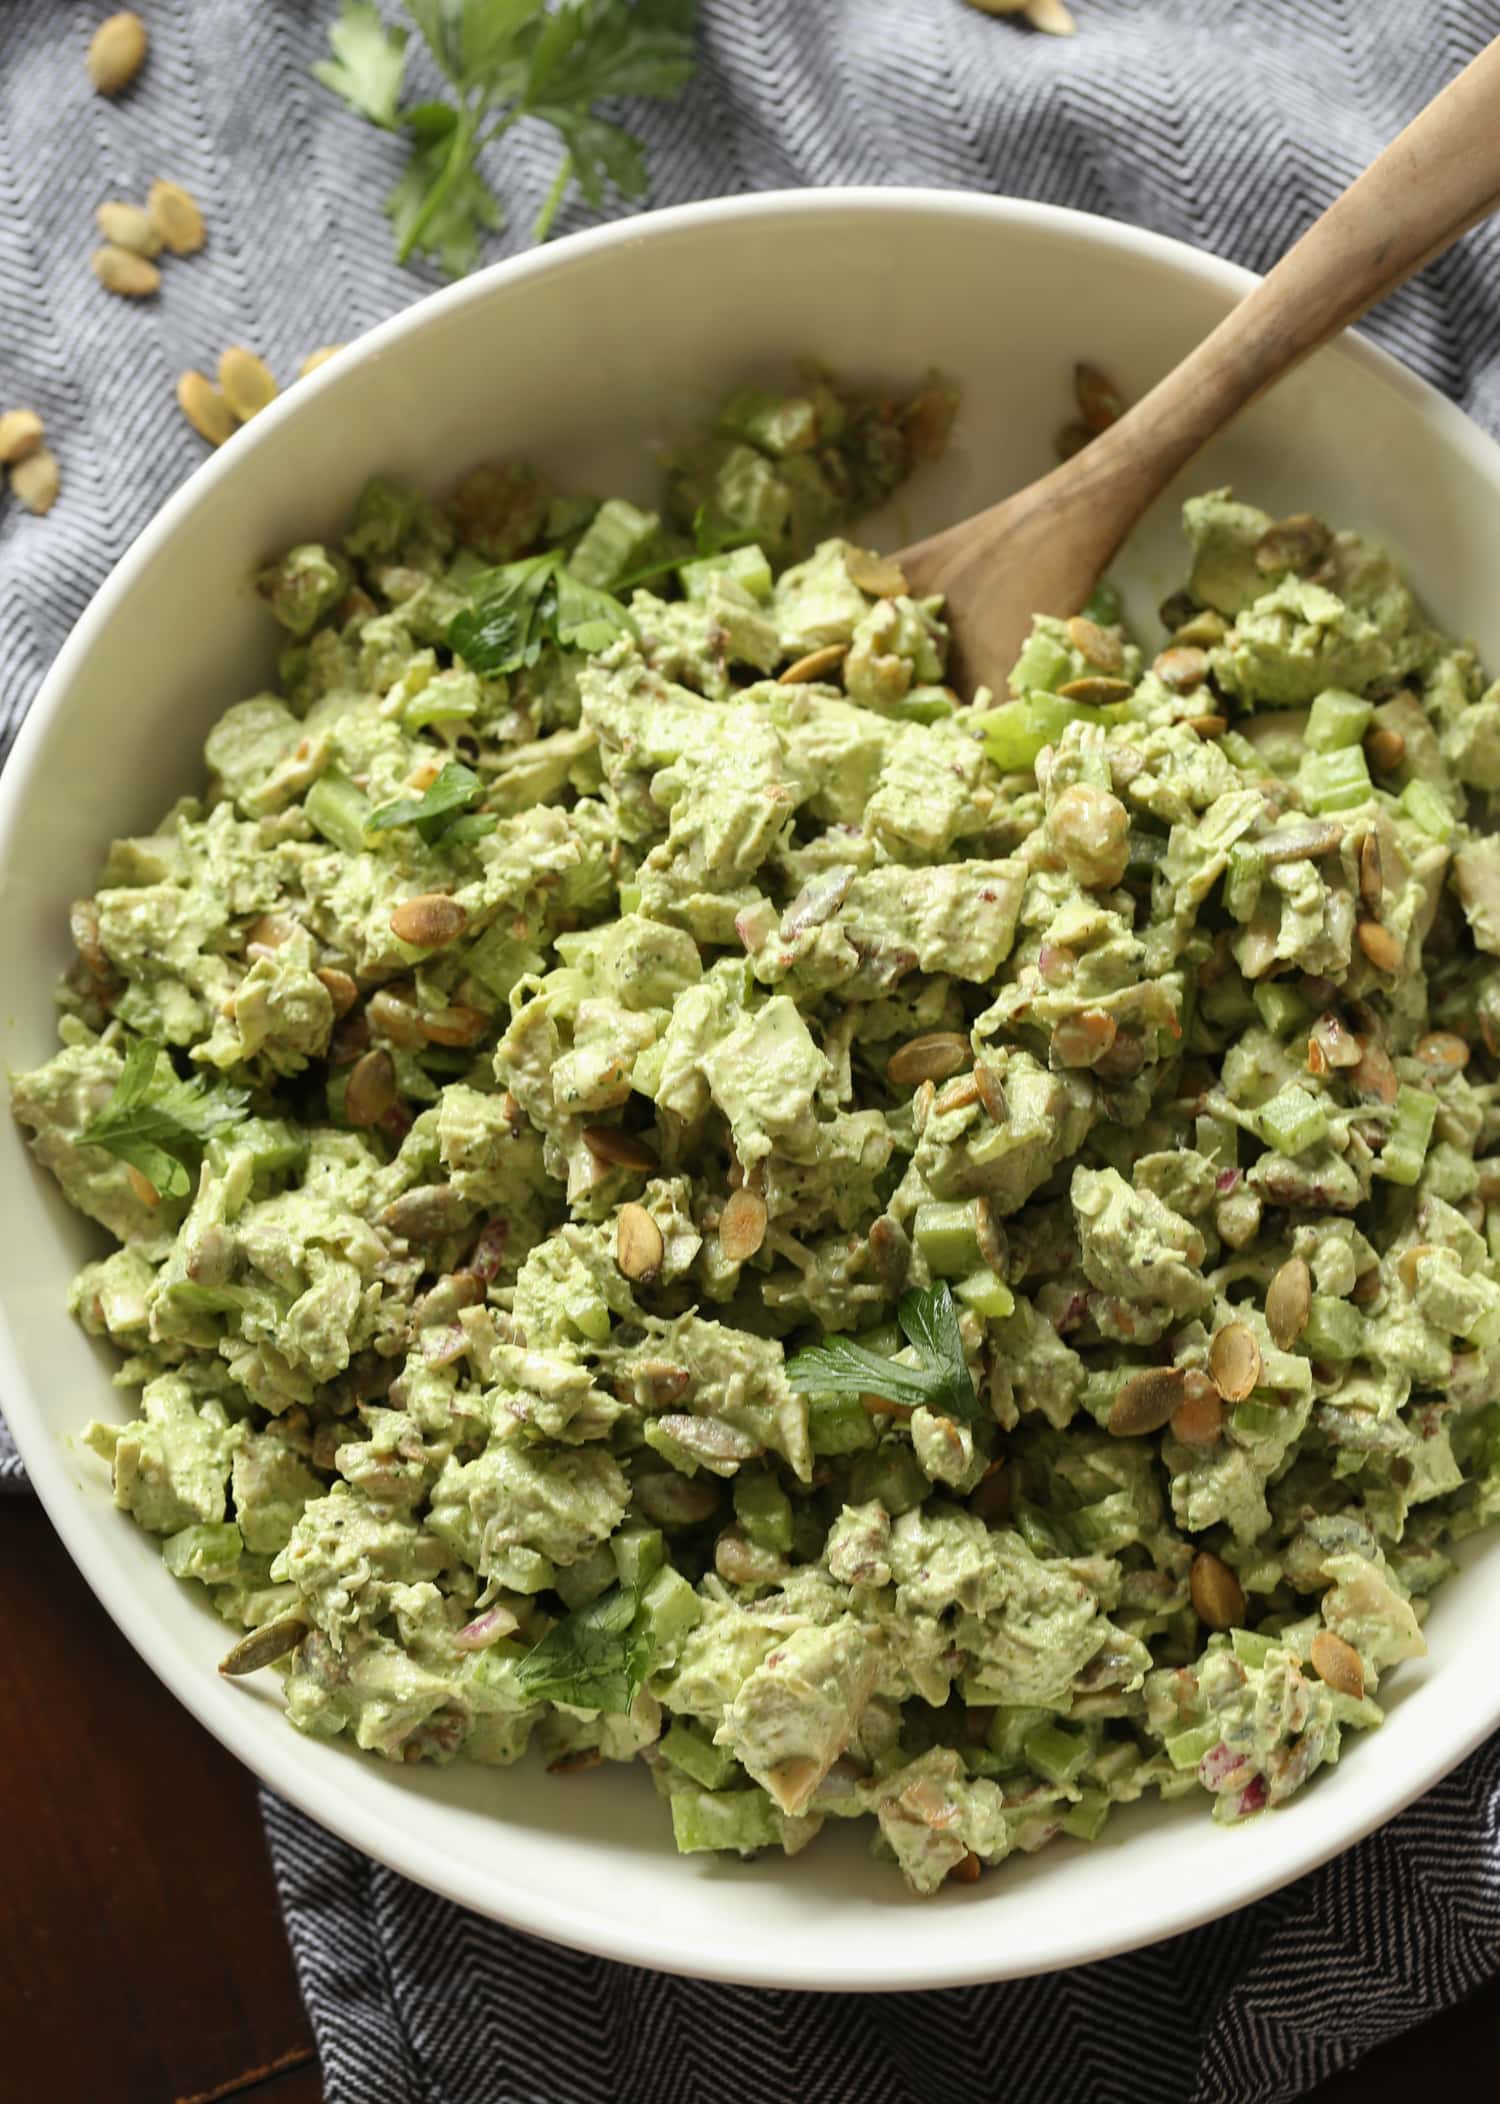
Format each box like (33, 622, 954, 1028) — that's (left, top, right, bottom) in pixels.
(1154, 645, 1209, 691)
(367, 986, 426, 1049)
(974, 1064, 1008, 1123)
(1208, 1321, 1262, 1403)
(0, 409, 44, 465)
(421, 1003, 487, 1048)
(344, 1048, 397, 1127)
(125, 1163, 161, 1208)
(1350, 1034, 1399, 1105)
(315, 966, 359, 1017)
(934, 1073, 981, 1115)
(148, 179, 207, 255)
(1355, 919, 1403, 974)
(582, 1124, 659, 1173)
(778, 643, 847, 686)
(1415, 1030, 1470, 1071)
(381, 1184, 467, 1242)
(1186, 714, 1228, 739)
(1108, 1365, 1188, 1437)
(886, 1031, 971, 1088)
(1158, 590, 1197, 631)
(9, 446, 60, 515)
(1309, 1629, 1365, 1698)
(1074, 362, 1123, 431)
(845, 547, 908, 597)
(390, 893, 468, 948)
(176, 370, 236, 447)
(1254, 513, 1331, 574)
(218, 1612, 307, 1677)
(1066, 615, 1125, 675)
(1358, 831, 1384, 915)
(1058, 675, 1132, 706)
(1365, 725, 1406, 773)
(219, 345, 277, 423)
(1350, 1267, 1382, 1306)
(719, 1186, 768, 1263)
(298, 344, 345, 378)
(87, 10, 148, 94)
(1170, 1375, 1224, 1448)
(96, 200, 161, 256)
(1171, 609, 1229, 648)
(1051, 1008, 1117, 1068)
(92, 243, 160, 298)
(1189, 1551, 1245, 1631)
(1266, 1255, 1312, 1349)
(616, 1201, 664, 1282)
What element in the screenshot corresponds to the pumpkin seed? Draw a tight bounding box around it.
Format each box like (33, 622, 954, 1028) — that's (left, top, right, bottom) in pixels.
(1350, 1034, 1399, 1106)
(92, 243, 160, 298)
(582, 1124, 659, 1173)
(1189, 1551, 1245, 1631)
(367, 985, 426, 1049)
(1358, 831, 1384, 915)
(298, 344, 345, 378)
(1254, 513, 1331, 574)
(176, 370, 236, 447)
(1355, 919, 1403, 974)
(1208, 1321, 1262, 1403)
(315, 967, 359, 1018)
(1051, 1008, 1117, 1068)
(1066, 615, 1125, 675)
(719, 1186, 768, 1263)
(125, 1163, 161, 1208)
(1260, 822, 1344, 867)
(1309, 1629, 1365, 1698)
(1415, 1030, 1470, 1072)
(0, 409, 44, 465)
(1350, 1267, 1382, 1306)
(218, 345, 278, 423)
(1171, 609, 1229, 648)
(1074, 362, 1123, 431)
(949, 1848, 984, 1884)
(1365, 726, 1406, 773)
(9, 446, 60, 515)
(421, 1003, 487, 1047)
(935, 1073, 981, 1115)
(1157, 590, 1197, 631)
(1154, 646, 1209, 691)
(1170, 1375, 1224, 1448)
(616, 1201, 664, 1282)
(845, 547, 908, 597)
(886, 1031, 971, 1088)
(390, 893, 468, 948)
(87, 10, 148, 94)
(96, 200, 161, 256)
(218, 1612, 307, 1677)
(344, 1047, 397, 1127)
(1108, 1365, 1188, 1437)
(1185, 714, 1228, 740)
(974, 1064, 1008, 1123)
(148, 179, 207, 256)
(778, 643, 847, 686)
(1057, 676, 1132, 706)
(970, 1460, 1012, 1525)
(1265, 1255, 1311, 1349)
(380, 1184, 468, 1242)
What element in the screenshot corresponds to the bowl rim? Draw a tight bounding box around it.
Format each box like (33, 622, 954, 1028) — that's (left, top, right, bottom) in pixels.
(6, 183, 1500, 1991)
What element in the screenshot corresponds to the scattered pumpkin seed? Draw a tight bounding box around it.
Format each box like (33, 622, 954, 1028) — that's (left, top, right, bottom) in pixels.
(367, 986, 427, 1049)
(1189, 1551, 1245, 1631)
(380, 1184, 468, 1242)
(1208, 1321, 1262, 1403)
(1051, 1008, 1117, 1067)
(421, 1003, 487, 1048)
(1158, 589, 1197, 632)
(148, 179, 207, 256)
(1308, 1629, 1365, 1699)
(1350, 1267, 1382, 1306)
(1108, 1365, 1188, 1438)
(96, 200, 161, 256)
(1265, 1255, 1312, 1350)
(934, 1073, 981, 1115)
(9, 446, 60, 515)
(1025, 0, 1076, 29)
(1254, 513, 1331, 574)
(1057, 675, 1132, 706)
(1350, 1034, 1399, 1106)
(1355, 919, 1403, 974)
(719, 1186, 769, 1263)
(390, 893, 468, 948)
(298, 344, 345, 378)
(1074, 362, 1123, 431)
(886, 1031, 971, 1088)
(1066, 615, 1124, 675)
(344, 1048, 397, 1128)
(1358, 831, 1384, 915)
(219, 345, 278, 424)
(1171, 609, 1229, 648)
(315, 967, 359, 1017)
(1170, 1375, 1224, 1448)
(92, 243, 160, 298)
(616, 1201, 665, 1282)
(218, 1612, 308, 1677)
(845, 547, 908, 597)
(176, 370, 236, 447)
(778, 643, 847, 686)
(87, 10, 148, 95)
(582, 1124, 659, 1173)
(0, 409, 44, 465)
(1415, 1030, 1470, 1071)
(125, 1163, 160, 1208)
(974, 1064, 1008, 1123)
(1186, 714, 1228, 739)
(1154, 645, 1210, 691)
(1365, 725, 1406, 773)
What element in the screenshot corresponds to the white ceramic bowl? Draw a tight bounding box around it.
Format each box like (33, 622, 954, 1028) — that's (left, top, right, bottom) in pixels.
(5, 190, 1500, 1991)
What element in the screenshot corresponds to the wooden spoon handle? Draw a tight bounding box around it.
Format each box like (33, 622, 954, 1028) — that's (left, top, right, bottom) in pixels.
(1068, 34, 1500, 523)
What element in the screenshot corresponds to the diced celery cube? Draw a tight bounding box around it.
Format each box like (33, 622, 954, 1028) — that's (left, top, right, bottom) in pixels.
(955, 1269, 1016, 1320)
(1060, 1788, 1112, 1842)
(1257, 1084, 1328, 1157)
(913, 1199, 981, 1279)
(1304, 689, 1373, 752)
(568, 498, 660, 591)
(733, 1473, 793, 1554)
(986, 1705, 1052, 1762)
(1230, 1629, 1277, 1669)
(670, 1786, 780, 1856)
(611, 1526, 665, 1590)
(304, 769, 371, 855)
(1023, 1721, 1091, 1785)
(679, 543, 773, 605)
(1300, 745, 1371, 814)
(553, 1543, 617, 1610)
(1165, 1723, 1219, 1770)
(162, 1522, 243, 1581)
(1224, 842, 1264, 922)
(1232, 1399, 1287, 1441)
(1374, 1084, 1438, 1186)
(849, 1443, 928, 1517)
(1302, 1294, 1363, 1362)
(660, 1720, 741, 1792)
(807, 1394, 878, 1456)
(1253, 982, 1310, 1037)
(1219, 730, 1260, 771)
(1400, 777, 1456, 843)
(639, 1564, 702, 1651)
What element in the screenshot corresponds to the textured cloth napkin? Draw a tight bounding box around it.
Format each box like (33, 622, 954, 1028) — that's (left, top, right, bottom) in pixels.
(6, 1, 1500, 2098)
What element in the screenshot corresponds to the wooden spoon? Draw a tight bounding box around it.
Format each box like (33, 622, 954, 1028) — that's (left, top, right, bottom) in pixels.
(900, 36, 1500, 695)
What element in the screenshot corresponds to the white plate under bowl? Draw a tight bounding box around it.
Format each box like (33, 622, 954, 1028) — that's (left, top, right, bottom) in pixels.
(3, 190, 1498, 1991)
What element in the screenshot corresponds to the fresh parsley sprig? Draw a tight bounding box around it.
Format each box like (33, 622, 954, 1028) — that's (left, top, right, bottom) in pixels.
(368, 759, 497, 846)
(447, 549, 635, 675)
(315, 0, 700, 277)
(79, 1038, 250, 1200)
(513, 1583, 654, 1712)
(784, 1282, 981, 1424)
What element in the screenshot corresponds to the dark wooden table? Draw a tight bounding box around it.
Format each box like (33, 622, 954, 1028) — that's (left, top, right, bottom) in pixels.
(3, 1494, 1496, 2104)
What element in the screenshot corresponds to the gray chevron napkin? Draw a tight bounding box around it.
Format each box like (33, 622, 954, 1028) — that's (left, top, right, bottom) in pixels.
(5, 2, 1500, 2100)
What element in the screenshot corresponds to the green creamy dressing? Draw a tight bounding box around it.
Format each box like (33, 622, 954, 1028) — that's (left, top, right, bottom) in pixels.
(19, 381, 1500, 1895)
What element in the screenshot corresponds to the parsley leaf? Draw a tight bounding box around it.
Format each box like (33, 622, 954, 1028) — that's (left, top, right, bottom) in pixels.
(784, 1282, 981, 1424)
(368, 759, 495, 845)
(513, 1583, 654, 1712)
(447, 551, 634, 674)
(312, 0, 410, 126)
(79, 1039, 251, 1201)
(316, 0, 700, 276)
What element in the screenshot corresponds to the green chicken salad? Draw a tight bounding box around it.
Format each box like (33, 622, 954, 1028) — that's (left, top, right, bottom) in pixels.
(18, 370, 1500, 1895)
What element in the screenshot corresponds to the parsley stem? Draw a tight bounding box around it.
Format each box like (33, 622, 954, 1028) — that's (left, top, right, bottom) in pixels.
(531, 151, 574, 244)
(396, 100, 478, 263)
